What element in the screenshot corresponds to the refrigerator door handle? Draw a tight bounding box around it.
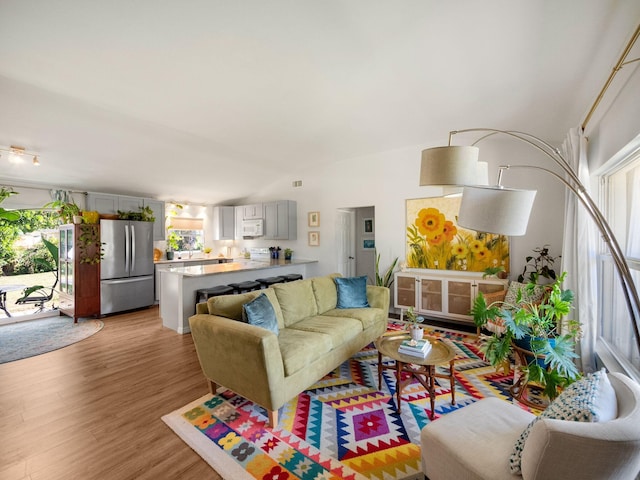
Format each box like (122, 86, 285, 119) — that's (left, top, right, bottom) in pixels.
(125, 224, 130, 274)
(131, 224, 136, 272)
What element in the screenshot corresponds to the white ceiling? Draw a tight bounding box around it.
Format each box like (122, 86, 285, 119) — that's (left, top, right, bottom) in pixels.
(0, 1, 639, 204)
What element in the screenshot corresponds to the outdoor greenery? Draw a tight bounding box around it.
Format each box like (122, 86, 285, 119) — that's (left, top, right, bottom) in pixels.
(0, 209, 59, 275)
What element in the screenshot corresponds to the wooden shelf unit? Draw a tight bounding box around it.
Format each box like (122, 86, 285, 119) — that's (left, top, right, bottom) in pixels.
(58, 224, 101, 322)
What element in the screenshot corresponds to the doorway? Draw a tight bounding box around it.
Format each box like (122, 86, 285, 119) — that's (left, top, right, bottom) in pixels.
(336, 206, 375, 282)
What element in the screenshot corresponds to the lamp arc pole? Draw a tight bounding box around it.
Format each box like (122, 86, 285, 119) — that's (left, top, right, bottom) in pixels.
(449, 128, 640, 353)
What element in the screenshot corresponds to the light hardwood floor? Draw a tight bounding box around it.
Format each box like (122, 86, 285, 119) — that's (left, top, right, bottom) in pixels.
(0, 307, 223, 480)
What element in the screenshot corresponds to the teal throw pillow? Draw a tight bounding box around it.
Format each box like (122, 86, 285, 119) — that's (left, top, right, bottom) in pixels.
(335, 276, 370, 309)
(242, 293, 279, 335)
(509, 369, 615, 474)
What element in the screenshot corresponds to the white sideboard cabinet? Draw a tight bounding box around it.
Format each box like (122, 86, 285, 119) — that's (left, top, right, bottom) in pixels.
(394, 270, 507, 325)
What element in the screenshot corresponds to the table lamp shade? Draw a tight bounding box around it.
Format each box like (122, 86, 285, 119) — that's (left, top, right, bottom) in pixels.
(420, 146, 480, 186)
(458, 186, 537, 236)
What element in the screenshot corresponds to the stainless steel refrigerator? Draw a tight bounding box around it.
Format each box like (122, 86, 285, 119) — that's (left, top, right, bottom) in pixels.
(100, 219, 154, 315)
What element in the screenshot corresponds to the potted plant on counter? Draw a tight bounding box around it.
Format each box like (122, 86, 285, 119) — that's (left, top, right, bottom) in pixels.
(284, 248, 293, 260)
(166, 231, 180, 260)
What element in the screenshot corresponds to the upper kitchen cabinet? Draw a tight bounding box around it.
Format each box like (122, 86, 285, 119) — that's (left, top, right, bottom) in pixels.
(144, 199, 165, 241)
(263, 200, 297, 240)
(234, 206, 244, 240)
(212, 206, 235, 240)
(86, 192, 165, 241)
(242, 203, 263, 220)
(87, 192, 142, 214)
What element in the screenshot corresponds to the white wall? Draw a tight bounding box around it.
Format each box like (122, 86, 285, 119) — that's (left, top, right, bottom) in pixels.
(243, 136, 566, 284)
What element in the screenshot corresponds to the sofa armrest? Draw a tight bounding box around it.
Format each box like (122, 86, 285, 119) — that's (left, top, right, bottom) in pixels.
(188, 314, 285, 410)
(366, 285, 390, 311)
(195, 302, 208, 314)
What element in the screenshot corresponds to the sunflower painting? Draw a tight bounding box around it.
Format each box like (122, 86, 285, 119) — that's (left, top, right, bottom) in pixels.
(406, 197, 509, 273)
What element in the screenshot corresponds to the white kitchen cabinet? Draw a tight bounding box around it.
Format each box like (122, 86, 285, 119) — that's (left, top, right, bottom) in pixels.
(87, 193, 144, 213)
(86, 193, 165, 241)
(144, 199, 165, 241)
(263, 200, 297, 240)
(212, 206, 235, 240)
(242, 204, 263, 220)
(234, 206, 244, 240)
(394, 270, 507, 325)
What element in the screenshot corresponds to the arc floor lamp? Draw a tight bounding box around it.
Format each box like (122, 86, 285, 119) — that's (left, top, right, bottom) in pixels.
(420, 128, 640, 353)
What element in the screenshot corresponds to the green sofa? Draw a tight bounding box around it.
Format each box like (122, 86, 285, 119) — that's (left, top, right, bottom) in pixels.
(188, 274, 390, 426)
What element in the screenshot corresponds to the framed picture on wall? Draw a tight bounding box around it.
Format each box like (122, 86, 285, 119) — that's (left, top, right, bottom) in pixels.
(405, 196, 510, 273)
(308, 211, 320, 227)
(308, 231, 320, 246)
(363, 238, 375, 250)
(363, 218, 374, 234)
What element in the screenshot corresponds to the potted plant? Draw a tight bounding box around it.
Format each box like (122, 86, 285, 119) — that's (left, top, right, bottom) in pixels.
(45, 199, 81, 224)
(405, 306, 425, 342)
(284, 248, 293, 260)
(518, 244, 560, 284)
(471, 271, 581, 402)
(374, 249, 399, 288)
(166, 231, 180, 260)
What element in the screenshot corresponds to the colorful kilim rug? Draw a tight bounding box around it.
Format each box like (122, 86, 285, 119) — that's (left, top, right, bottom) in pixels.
(163, 324, 534, 480)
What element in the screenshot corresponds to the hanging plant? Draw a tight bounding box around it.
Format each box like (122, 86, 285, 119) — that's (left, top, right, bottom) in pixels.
(77, 225, 104, 265)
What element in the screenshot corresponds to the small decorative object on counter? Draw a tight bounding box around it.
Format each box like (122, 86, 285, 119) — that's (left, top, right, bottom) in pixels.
(269, 246, 282, 259)
(284, 248, 293, 260)
(203, 247, 212, 257)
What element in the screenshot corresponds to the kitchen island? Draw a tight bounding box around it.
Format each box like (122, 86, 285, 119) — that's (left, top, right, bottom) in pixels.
(159, 259, 318, 333)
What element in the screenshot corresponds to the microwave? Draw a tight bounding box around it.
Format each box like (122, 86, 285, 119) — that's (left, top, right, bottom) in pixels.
(242, 219, 264, 237)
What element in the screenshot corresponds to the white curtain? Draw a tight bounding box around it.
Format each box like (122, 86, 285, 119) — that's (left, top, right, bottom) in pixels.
(561, 127, 599, 372)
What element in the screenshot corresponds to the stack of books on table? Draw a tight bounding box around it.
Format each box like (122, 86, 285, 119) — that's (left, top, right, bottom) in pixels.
(398, 338, 432, 358)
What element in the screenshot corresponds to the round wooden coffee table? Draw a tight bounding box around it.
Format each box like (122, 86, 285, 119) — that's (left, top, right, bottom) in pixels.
(375, 332, 456, 419)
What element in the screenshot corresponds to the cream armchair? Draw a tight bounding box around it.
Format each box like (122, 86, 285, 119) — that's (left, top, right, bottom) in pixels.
(420, 372, 640, 480)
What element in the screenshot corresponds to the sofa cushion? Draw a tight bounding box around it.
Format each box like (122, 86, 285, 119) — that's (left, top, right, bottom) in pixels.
(277, 328, 333, 376)
(288, 315, 363, 349)
(510, 369, 616, 474)
(273, 279, 318, 327)
(242, 293, 279, 335)
(312, 273, 341, 313)
(335, 276, 370, 308)
(323, 307, 385, 330)
(208, 289, 285, 329)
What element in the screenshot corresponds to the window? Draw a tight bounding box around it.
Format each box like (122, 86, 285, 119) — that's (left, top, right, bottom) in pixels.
(167, 217, 204, 253)
(597, 144, 640, 379)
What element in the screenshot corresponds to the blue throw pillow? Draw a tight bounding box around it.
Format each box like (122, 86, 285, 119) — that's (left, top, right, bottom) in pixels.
(242, 293, 279, 335)
(335, 276, 370, 309)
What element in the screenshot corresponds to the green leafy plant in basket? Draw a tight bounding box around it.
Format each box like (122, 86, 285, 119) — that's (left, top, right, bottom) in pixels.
(471, 271, 582, 401)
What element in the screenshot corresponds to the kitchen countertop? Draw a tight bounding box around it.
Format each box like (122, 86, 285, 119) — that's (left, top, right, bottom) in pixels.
(163, 259, 317, 277)
(154, 256, 234, 265)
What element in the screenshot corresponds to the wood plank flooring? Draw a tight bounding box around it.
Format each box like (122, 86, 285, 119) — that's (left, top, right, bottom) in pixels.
(0, 307, 223, 480)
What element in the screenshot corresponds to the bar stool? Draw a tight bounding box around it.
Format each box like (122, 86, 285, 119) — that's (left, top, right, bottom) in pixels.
(256, 276, 285, 288)
(281, 273, 303, 282)
(196, 285, 235, 304)
(228, 280, 261, 294)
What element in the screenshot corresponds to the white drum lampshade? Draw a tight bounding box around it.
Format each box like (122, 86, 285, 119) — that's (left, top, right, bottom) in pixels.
(457, 186, 537, 236)
(419, 146, 480, 186)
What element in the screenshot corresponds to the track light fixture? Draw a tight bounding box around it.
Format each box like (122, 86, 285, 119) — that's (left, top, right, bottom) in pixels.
(0, 145, 41, 166)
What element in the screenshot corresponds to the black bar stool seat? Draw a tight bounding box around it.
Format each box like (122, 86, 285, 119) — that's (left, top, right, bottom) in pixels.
(281, 273, 303, 282)
(228, 280, 261, 294)
(196, 285, 235, 304)
(256, 276, 285, 288)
